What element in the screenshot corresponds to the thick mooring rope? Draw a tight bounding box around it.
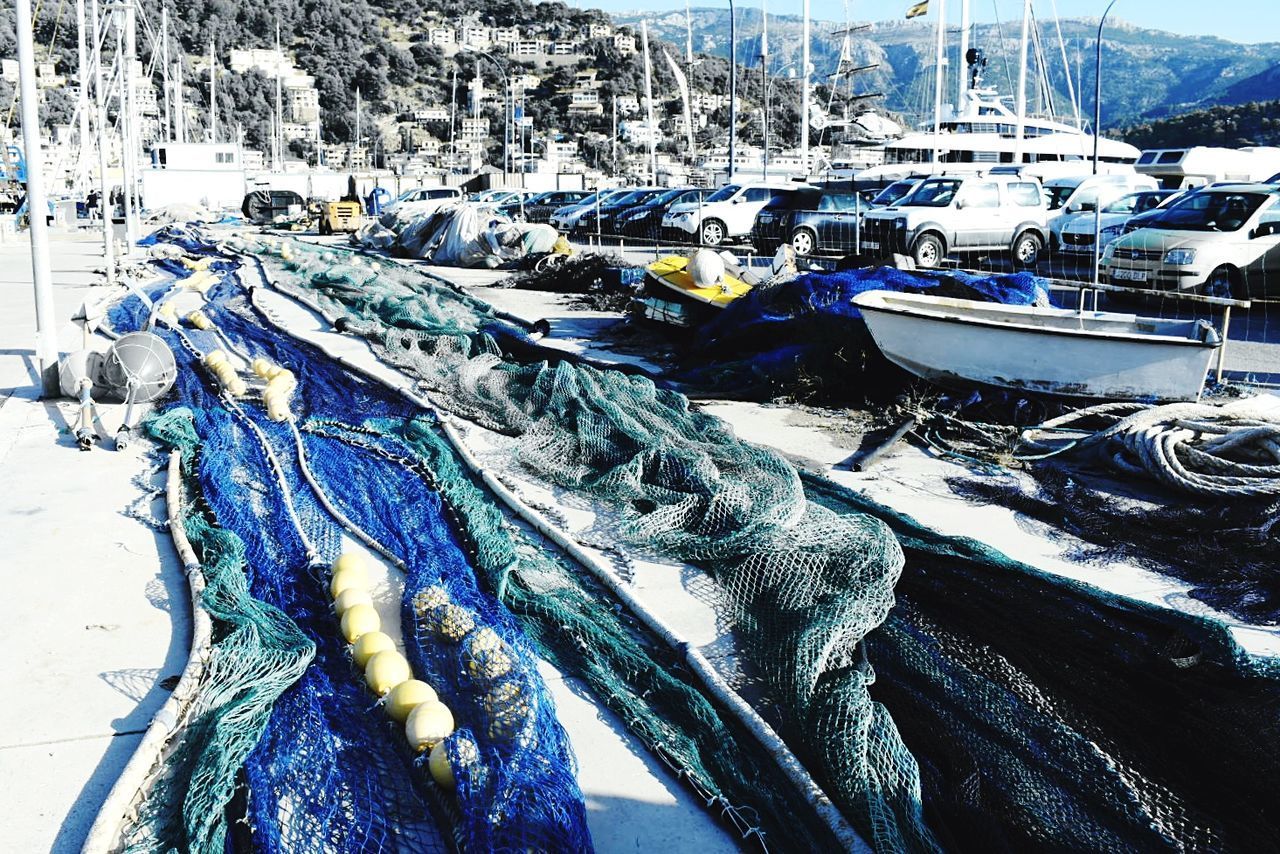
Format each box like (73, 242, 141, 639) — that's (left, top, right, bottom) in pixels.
(1020, 400, 1280, 498)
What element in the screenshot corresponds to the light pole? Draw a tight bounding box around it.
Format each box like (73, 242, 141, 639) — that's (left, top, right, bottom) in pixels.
(14, 0, 58, 395)
(474, 53, 511, 175)
(1092, 0, 1119, 285)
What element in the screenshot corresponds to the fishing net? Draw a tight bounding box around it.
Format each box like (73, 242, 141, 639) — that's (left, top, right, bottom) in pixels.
(804, 473, 1280, 852)
(108, 264, 591, 852)
(245, 234, 938, 851)
(678, 267, 1049, 405)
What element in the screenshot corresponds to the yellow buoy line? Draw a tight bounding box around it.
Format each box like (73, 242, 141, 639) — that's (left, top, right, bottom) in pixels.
(330, 551, 469, 791)
(151, 268, 493, 800)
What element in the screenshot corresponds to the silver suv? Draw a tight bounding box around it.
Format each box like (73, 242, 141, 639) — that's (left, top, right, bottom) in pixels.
(860, 173, 1049, 268)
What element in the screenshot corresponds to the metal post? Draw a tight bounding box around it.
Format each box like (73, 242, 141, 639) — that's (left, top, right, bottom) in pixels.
(121, 5, 140, 250)
(641, 20, 657, 185)
(208, 36, 217, 144)
(1091, 0, 1118, 285)
(1216, 304, 1231, 383)
(15, 0, 59, 394)
(728, 0, 736, 182)
(957, 0, 970, 107)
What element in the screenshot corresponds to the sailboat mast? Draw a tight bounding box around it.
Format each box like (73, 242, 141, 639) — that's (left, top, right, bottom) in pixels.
(800, 0, 809, 174)
(91, 0, 115, 285)
(958, 0, 970, 107)
(932, 0, 946, 163)
(75, 0, 89, 192)
(684, 0, 693, 65)
(160, 8, 170, 141)
(1013, 0, 1032, 165)
(275, 24, 284, 170)
(761, 0, 768, 180)
(641, 20, 657, 184)
(209, 37, 217, 144)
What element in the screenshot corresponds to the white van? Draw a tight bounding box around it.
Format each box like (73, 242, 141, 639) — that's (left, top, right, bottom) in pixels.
(1044, 173, 1158, 247)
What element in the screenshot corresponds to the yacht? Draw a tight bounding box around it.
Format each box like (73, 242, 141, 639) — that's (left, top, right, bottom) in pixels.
(860, 48, 1140, 182)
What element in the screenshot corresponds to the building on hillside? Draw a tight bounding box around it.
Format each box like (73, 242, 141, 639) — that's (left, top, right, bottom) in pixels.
(492, 27, 520, 47)
(509, 40, 547, 58)
(289, 87, 320, 124)
(614, 33, 637, 55)
(620, 119, 662, 146)
(616, 95, 640, 115)
(461, 117, 491, 140)
(512, 73, 542, 91)
(429, 27, 456, 46)
(581, 23, 613, 40)
(414, 107, 451, 124)
(551, 41, 579, 56)
(461, 27, 491, 48)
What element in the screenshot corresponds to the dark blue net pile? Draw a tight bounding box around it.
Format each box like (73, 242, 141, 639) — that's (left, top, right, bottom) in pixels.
(680, 267, 1048, 403)
(109, 258, 591, 852)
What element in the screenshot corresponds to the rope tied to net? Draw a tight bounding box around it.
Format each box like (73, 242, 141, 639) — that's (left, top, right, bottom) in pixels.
(1019, 400, 1280, 498)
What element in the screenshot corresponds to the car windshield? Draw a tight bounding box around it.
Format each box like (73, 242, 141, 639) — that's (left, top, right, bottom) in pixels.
(706, 184, 741, 203)
(651, 188, 689, 205)
(1101, 193, 1145, 214)
(425, 188, 457, 199)
(901, 179, 961, 207)
(873, 181, 916, 206)
(1151, 191, 1270, 231)
(1045, 185, 1079, 210)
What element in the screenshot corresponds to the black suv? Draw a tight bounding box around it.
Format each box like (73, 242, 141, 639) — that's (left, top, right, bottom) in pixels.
(615, 187, 710, 241)
(502, 189, 591, 223)
(752, 188, 867, 256)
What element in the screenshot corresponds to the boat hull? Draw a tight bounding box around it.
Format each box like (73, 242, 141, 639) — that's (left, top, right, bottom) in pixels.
(854, 292, 1220, 401)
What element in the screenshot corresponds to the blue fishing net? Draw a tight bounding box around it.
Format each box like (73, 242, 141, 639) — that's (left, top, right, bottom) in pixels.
(109, 260, 592, 852)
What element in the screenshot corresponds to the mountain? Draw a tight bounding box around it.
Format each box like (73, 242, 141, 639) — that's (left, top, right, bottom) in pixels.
(612, 9, 1280, 130)
(1119, 100, 1280, 150)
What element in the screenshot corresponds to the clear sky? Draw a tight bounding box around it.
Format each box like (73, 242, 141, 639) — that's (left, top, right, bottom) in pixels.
(603, 1, 1280, 45)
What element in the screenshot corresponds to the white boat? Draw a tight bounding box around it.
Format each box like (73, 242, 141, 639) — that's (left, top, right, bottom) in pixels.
(853, 290, 1222, 401)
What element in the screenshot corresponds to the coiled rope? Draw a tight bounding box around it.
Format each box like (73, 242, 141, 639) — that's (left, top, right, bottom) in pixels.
(1019, 400, 1280, 498)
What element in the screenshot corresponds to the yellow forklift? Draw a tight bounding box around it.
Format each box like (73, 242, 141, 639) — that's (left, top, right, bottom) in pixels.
(317, 175, 364, 235)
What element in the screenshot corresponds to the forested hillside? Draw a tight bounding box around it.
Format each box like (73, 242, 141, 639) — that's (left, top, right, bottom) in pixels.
(1119, 100, 1280, 150)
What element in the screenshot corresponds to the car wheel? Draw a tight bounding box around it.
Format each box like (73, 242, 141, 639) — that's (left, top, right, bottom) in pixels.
(1203, 265, 1242, 300)
(700, 219, 726, 246)
(1011, 231, 1042, 268)
(790, 228, 817, 256)
(911, 233, 944, 268)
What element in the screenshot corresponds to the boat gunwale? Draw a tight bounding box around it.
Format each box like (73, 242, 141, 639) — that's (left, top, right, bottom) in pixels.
(854, 292, 1220, 349)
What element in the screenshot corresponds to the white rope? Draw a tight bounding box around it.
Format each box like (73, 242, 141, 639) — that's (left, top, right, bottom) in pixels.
(1021, 400, 1280, 497)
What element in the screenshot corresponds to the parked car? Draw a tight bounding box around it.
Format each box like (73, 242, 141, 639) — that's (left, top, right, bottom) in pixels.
(868, 177, 928, 209)
(662, 182, 800, 246)
(752, 187, 867, 256)
(1043, 173, 1159, 231)
(1099, 183, 1280, 299)
(1052, 190, 1182, 258)
(860, 173, 1049, 268)
(468, 188, 518, 204)
(615, 187, 710, 241)
(384, 186, 462, 216)
(502, 190, 590, 223)
(548, 189, 630, 231)
(575, 187, 664, 235)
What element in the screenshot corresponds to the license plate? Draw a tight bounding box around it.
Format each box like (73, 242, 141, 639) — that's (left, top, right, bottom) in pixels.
(862, 240, 879, 250)
(1112, 268, 1148, 282)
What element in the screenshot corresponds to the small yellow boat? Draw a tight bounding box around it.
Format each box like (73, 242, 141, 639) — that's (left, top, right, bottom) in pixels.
(644, 255, 753, 309)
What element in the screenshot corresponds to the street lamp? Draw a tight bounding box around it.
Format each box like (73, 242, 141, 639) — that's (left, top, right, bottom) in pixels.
(1092, 0, 1120, 284)
(473, 52, 511, 175)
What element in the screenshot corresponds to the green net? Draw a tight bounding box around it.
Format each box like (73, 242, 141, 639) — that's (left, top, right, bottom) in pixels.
(240, 235, 937, 851)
